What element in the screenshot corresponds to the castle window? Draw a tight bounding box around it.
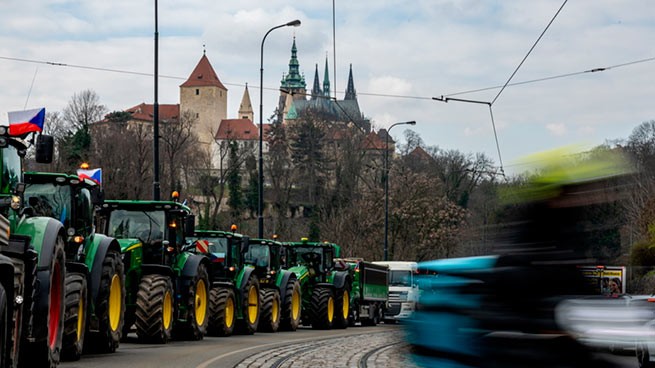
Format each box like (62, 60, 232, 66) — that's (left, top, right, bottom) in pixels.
(195, 89, 199, 95)
(220, 91, 222, 97)
(196, 113, 199, 118)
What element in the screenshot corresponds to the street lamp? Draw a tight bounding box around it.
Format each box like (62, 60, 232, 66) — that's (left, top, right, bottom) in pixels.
(259, 19, 301, 238)
(384, 121, 416, 261)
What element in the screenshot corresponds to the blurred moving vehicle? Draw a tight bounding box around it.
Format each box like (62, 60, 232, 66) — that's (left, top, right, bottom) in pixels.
(373, 261, 418, 322)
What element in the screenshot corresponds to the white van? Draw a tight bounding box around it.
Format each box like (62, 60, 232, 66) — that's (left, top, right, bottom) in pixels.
(373, 261, 418, 322)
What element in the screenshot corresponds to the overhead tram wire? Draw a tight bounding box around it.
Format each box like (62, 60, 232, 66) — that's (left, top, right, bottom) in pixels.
(1, 54, 653, 103)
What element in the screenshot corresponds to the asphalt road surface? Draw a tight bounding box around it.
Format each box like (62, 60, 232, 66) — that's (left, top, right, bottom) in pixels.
(60, 324, 639, 368)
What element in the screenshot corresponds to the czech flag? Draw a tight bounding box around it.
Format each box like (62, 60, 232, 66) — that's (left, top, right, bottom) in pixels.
(8, 107, 45, 136)
(77, 168, 102, 184)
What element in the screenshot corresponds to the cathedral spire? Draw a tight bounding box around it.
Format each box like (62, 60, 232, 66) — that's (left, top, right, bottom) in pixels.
(280, 37, 306, 92)
(311, 64, 322, 100)
(345, 64, 357, 100)
(322, 56, 330, 98)
(238, 83, 254, 121)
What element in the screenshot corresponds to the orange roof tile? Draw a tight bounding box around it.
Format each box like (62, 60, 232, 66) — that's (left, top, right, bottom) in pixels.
(180, 54, 227, 90)
(215, 119, 258, 140)
(361, 131, 389, 150)
(409, 146, 433, 161)
(125, 103, 180, 122)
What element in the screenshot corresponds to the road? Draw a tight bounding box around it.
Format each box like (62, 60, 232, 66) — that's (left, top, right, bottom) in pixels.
(61, 324, 638, 368)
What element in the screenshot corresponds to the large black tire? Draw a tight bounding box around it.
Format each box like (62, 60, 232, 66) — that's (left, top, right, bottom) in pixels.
(88, 249, 125, 353)
(61, 272, 87, 361)
(238, 275, 260, 335)
(333, 284, 351, 329)
(0, 283, 7, 368)
(280, 279, 301, 331)
(207, 287, 236, 337)
(638, 343, 655, 368)
(258, 288, 280, 333)
(121, 308, 135, 341)
(175, 263, 209, 340)
(135, 274, 174, 343)
(24, 235, 65, 368)
(310, 287, 335, 330)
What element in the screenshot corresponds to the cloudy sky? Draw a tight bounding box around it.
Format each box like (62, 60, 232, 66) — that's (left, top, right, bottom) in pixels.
(1, 1, 653, 175)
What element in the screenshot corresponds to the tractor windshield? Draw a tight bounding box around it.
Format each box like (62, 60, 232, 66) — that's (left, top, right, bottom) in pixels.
(188, 236, 228, 263)
(0, 145, 21, 195)
(107, 209, 165, 242)
(289, 246, 322, 266)
(244, 244, 270, 268)
(24, 182, 71, 226)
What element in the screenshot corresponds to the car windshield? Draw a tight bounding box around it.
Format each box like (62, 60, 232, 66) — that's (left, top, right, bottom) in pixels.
(244, 244, 270, 268)
(24, 182, 71, 225)
(389, 270, 412, 286)
(107, 209, 165, 242)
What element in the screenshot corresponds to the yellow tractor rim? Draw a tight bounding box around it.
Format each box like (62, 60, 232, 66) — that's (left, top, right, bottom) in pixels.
(194, 279, 207, 326)
(291, 288, 301, 320)
(272, 295, 279, 324)
(225, 296, 235, 329)
(327, 296, 334, 323)
(163, 290, 173, 330)
(76, 295, 84, 341)
(342, 290, 349, 320)
(109, 274, 122, 331)
(247, 286, 258, 324)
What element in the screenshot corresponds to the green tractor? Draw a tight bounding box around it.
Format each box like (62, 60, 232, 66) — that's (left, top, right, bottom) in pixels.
(97, 198, 210, 343)
(23, 171, 125, 360)
(186, 228, 260, 336)
(246, 237, 302, 332)
(283, 239, 352, 330)
(0, 128, 67, 367)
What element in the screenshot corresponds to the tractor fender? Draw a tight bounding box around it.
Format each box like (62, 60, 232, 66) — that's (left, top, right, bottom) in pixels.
(278, 270, 296, 308)
(332, 271, 351, 290)
(15, 217, 64, 270)
(178, 253, 210, 291)
(315, 282, 335, 290)
(141, 264, 174, 278)
(238, 267, 257, 302)
(87, 235, 120, 305)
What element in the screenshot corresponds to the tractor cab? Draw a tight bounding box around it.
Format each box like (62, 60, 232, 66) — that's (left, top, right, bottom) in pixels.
(285, 239, 340, 282)
(187, 228, 249, 281)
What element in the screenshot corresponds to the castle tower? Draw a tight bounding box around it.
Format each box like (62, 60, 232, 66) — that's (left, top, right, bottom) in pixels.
(238, 84, 254, 121)
(345, 64, 357, 100)
(180, 53, 228, 150)
(278, 37, 307, 124)
(322, 57, 330, 98)
(311, 64, 322, 100)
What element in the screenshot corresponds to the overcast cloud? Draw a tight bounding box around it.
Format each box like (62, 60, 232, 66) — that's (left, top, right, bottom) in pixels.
(0, 0, 653, 175)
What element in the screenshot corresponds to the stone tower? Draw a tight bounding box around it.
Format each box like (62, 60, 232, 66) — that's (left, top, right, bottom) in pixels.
(238, 84, 254, 121)
(180, 53, 228, 150)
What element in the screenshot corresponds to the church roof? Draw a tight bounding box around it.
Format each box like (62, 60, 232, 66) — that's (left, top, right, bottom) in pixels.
(409, 146, 433, 161)
(125, 103, 180, 122)
(361, 131, 388, 150)
(239, 84, 253, 113)
(280, 38, 306, 90)
(215, 119, 258, 140)
(180, 54, 227, 90)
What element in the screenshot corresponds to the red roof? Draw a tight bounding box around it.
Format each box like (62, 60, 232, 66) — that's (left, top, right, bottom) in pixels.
(361, 131, 388, 150)
(180, 54, 227, 90)
(125, 103, 179, 122)
(215, 119, 258, 140)
(409, 146, 433, 161)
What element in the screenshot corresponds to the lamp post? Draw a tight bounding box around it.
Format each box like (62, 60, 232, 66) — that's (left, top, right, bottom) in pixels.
(384, 121, 416, 261)
(259, 19, 301, 239)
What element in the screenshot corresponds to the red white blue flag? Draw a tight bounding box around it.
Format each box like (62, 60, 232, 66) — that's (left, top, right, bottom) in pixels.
(77, 168, 102, 184)
(8, 107, 45, 136)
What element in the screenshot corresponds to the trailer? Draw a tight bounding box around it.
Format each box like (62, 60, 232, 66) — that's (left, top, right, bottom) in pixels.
(339, 259, 389, 326)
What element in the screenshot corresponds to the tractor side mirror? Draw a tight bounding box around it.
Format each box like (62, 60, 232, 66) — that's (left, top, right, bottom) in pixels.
(185, 214, 195, 235)
(240, 237, 249, 253)
(90, 187, 105, 206)
(35, 134, 54, 164)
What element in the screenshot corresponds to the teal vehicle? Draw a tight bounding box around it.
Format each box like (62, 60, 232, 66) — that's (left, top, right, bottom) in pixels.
(0, 130, 67, 367)
(24, 172, 125, 360)
(97, 198, 210, 343)
(284, 239, 352, 330)
(247, 238, 302, 332)
(187, 228, 260, 336)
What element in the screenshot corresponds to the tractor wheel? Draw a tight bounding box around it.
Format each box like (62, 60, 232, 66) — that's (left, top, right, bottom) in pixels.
(135, 274, 174, 343)
(310, 287, 335, 330)
(333, 284, 351, 329)
(258, 288, 281, 333)
(88, 249, 125, 353)
(207, 287, 236, 337)
(61, 273, 87, 361)
(0, 283, 7, 367)
(238, 275, 260, 335)
(175, 263, 209, 340)
(280, 279, 301, 331)
(121, 308, 135, 341)
(24, 235, 65, 368)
